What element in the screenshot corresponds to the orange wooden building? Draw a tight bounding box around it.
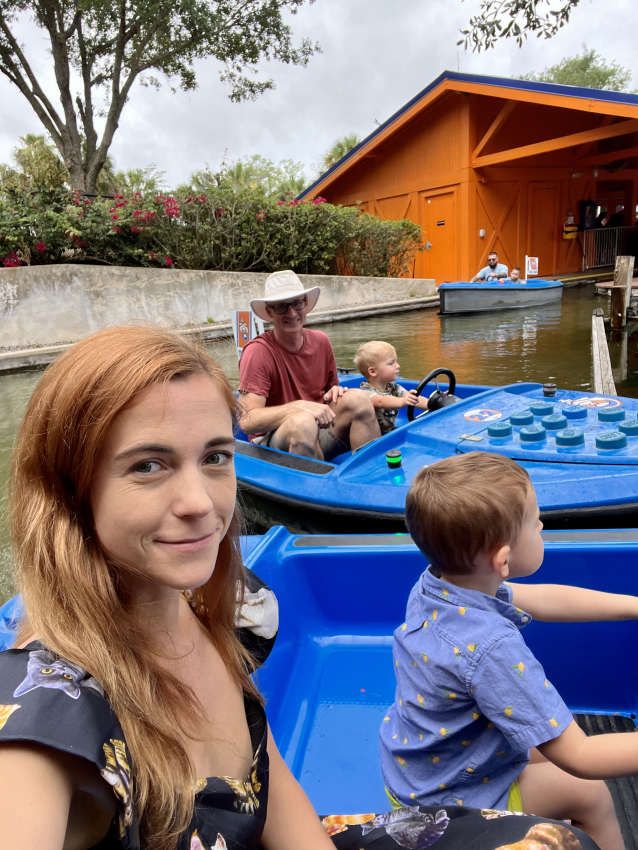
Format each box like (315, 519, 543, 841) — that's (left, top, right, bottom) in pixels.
(300, 72, 638, 283)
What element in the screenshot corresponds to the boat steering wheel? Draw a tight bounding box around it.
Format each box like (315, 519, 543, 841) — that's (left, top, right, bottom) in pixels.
(407, 368, 458, 422)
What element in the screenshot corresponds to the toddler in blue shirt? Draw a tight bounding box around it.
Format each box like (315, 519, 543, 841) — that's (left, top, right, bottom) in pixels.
(380, 452, 638, 850)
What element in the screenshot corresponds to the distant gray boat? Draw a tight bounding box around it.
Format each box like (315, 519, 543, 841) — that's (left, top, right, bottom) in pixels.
(438, 279, 563, 315)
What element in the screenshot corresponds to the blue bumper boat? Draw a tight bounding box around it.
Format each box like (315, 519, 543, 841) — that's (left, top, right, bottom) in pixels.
(2, 526, 637, 829)
(438, 279, 563, 315)
(236, 369, 638, 534)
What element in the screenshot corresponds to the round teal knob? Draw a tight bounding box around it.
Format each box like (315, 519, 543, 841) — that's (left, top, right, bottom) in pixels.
(530, 401, 554, 417)
(556, 428, 585, 447)
(510, 410, 534, 426)
(598, 407, 625, 422)
(563, 406, 587, 420)
(488, 422, 513, 438)
(619, 419, 638, 436)
(520, 425, 546, 442)
(595, 431, 627, 450)
(542, 413, 568, 431)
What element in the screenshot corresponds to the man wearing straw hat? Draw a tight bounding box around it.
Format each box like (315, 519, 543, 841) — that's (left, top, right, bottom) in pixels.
(239, 270, 380, 460)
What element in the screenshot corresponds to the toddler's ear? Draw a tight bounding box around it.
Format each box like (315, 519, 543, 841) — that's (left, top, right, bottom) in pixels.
(492, 544, 511, 579)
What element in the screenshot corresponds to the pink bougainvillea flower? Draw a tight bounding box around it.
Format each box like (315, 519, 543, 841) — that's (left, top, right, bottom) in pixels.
(131, 226, 139, 234)
(110, 226, 121, 233)
(35, 241, 46, 252)
(1, 251, 21, 267)
(112, 213, 119, 221)
(165, 256, 173, 267)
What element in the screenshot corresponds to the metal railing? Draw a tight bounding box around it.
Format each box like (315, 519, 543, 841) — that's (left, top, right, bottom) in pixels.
(582, 226, 638, 270)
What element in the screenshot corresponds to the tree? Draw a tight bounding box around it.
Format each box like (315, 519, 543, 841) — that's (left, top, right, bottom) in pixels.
(322, 133, 362, 171)
(0, 134, 68, 189)
(516, 45, 633, 92)
(182, 154, 307, 199)
(459, 0, 581, 52)
(0, 0, 319, 192)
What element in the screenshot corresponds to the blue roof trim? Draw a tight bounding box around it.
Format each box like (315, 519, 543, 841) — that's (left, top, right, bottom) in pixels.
(298, 70, 638, 200)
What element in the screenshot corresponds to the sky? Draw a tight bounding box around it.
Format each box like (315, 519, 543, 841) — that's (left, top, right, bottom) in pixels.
(1, 0, 637, 187)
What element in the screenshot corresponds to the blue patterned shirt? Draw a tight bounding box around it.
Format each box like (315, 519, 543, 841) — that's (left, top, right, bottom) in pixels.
(379, 567, 573, 810)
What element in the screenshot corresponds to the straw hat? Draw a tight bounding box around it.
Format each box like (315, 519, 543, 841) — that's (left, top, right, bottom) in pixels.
(250, 270, 321, 322)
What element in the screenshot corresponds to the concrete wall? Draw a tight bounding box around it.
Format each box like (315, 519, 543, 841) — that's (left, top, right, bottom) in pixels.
(0, 265, 436, 349)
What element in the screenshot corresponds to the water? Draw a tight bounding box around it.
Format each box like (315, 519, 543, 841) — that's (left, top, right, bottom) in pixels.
(0, 284, 634, 603)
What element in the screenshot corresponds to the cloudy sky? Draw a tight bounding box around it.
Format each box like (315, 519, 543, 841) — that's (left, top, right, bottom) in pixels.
(1, 0, 637, 187)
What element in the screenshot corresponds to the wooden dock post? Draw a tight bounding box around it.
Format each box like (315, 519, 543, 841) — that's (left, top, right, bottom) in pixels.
(609, 255, 635, 328)
(592, 308, 617, 396)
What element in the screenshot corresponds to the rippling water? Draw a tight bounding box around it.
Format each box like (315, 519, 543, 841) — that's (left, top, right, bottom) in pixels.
(1, 284, 634, 603)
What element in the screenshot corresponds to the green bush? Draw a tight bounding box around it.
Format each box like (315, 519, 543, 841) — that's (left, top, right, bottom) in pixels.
(0, 183, 423, 277)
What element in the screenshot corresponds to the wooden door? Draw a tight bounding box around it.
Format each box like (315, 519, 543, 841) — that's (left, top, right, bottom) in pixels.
(418, 191, 457, 283)
(528, 185, 558, 276)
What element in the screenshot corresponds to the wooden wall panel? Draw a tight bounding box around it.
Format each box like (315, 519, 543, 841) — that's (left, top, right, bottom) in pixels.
(325, 94, 469, 204)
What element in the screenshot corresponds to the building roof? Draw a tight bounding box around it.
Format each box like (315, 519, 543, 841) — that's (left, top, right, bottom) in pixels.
(299, 70, 638, 200)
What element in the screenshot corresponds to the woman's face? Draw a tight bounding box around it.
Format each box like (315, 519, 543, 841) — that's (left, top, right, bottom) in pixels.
(91, 374, 236, 599)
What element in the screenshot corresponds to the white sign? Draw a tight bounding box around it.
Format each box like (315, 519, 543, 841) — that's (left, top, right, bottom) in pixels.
(229, 309, 264, 360)
(525, 256, 539, 276)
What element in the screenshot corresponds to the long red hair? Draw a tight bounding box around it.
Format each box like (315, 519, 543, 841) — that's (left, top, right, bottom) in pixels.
(10, 325, 259, 849)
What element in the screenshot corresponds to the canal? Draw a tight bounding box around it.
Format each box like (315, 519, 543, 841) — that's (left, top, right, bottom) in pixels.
(0, 283, 635, 603)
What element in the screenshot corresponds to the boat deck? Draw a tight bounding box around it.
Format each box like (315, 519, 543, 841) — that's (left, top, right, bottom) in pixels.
(248, 528, 638, 825)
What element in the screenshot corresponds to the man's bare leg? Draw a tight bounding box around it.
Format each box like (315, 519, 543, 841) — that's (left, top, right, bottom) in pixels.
(329, 389, 380, 450)
(518, 761, 624, 850)
(268, 410, 323, 459)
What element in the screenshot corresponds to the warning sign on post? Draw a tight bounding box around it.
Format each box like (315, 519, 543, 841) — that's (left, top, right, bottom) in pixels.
(229, 309, 264, 360)
(525, 256, 539, 277)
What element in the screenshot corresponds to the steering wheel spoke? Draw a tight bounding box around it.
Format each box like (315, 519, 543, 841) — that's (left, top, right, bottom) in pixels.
(407, 368, 458, 422)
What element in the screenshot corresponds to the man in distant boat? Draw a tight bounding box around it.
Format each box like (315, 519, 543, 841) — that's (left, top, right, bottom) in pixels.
(470, 251, 508, 282)
(238, 270, 380, 460)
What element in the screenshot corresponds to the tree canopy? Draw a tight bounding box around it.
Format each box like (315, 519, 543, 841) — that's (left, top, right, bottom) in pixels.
(459, 0, 581, 51)
(517, 45, 633, 92)
(322, 133, 362, 171)
(182, 154, 307, 199)
(0, 0, 319, 192)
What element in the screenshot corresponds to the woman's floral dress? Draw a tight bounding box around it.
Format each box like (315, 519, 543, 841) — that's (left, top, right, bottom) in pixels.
(0, 573, 599, 850)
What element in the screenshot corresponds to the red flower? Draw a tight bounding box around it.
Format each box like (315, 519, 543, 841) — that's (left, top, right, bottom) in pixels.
(110, 226, 121, 233)
(256, 210, 266, 221)
(1, 251, 21, 267)
(150, 252, 156, 259)
(35, 241, 46, 252)
(131, 226, 139, 234)
(165, 256, 173, 267)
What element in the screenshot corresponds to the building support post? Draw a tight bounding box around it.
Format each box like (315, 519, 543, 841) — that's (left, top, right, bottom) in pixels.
(610, 255, 635, 329)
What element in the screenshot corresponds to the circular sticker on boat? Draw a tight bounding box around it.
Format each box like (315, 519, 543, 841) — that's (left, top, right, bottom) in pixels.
(463, 408, 503, 422)
(564, 397, 622, 409)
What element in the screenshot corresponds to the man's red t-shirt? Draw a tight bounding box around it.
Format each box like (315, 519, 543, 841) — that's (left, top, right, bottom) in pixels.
(238, 329, 338, 437)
